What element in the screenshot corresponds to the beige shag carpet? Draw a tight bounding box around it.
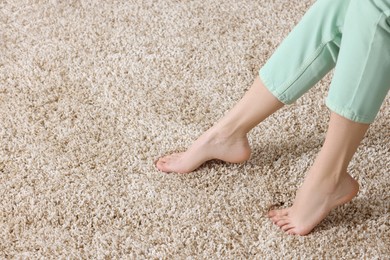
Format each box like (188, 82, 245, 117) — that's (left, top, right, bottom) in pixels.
(1, 0, 389, 258)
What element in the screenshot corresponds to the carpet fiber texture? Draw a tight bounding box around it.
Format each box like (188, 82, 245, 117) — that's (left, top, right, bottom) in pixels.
(1, 0, 389, 258)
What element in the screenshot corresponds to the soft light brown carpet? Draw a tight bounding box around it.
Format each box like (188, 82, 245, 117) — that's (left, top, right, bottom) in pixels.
(1, 0, 389, 258)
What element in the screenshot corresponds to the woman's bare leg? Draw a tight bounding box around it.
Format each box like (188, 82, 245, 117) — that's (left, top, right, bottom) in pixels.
(269, 112, 369, 235)
(156, 76, 284, 173)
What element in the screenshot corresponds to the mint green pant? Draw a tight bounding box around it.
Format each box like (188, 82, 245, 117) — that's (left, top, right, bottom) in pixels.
(259, 0, 390, 124)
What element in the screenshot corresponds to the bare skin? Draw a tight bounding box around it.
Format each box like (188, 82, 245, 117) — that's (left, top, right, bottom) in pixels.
(269, 113, 368, 235)
(156, 77, 370, 235)
(269, 172, 359, 235)
(156, 77, 284, 173)
(155, 127, 252, 173)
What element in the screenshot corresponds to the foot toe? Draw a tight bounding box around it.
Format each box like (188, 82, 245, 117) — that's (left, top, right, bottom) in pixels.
(282, 224, 294, 232)
(287, 228, 298, 235)
(155, 156, 168, 165)
(158, 152, 181, 162)
(268, 209, 277, 217)
(268, 208, 289, 218)
(270, 215, 280, 223)
(156, 160, 168, 172)
(271, 215, 288, 224)
(155, 153, 182, 172)
(156, 157, 176, 173)
(275, 218, 290, 228)
(278, 208, 289, 216)
(269, 208, 289, 221)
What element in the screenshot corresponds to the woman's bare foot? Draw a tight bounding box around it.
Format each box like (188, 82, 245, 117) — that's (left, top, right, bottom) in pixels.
(268, 171, 359, 235)
(155, 77, 284, 173)
(156, 127, 251, 173)
(268, 113, 368, 235)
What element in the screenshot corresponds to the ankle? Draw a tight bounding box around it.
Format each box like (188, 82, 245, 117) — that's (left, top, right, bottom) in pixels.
(322, 171, 357, 195)
(306, 166, 348, 190)
(211, 127, 246, 145)
(310, 157, 349, 181)
(213, 119, 247, 138)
